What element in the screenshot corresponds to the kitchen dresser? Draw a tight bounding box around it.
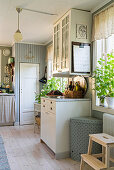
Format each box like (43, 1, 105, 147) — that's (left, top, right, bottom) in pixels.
(53, 9, 92, 75)
(41, 97, 91, 159)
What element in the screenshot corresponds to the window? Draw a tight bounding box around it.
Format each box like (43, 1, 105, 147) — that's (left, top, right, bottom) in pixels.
(92, 5, 114, 112)
(93, 35, 114, 107)
(93, 35, 114, 70)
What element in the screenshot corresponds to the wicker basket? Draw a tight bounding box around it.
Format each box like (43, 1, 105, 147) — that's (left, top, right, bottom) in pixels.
(64, 90, 83, 98)
(35, 116, 40, 126)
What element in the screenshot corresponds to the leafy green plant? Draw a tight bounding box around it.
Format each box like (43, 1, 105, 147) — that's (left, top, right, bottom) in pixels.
(35, 77, 66, 103)
(93, 52, 114, 103)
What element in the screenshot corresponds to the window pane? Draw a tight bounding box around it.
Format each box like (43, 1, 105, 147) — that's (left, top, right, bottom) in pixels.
(94, 34, 114, 107)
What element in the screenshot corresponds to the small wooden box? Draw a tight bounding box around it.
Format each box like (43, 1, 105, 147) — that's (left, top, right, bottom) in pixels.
(35, 116, 40, 126)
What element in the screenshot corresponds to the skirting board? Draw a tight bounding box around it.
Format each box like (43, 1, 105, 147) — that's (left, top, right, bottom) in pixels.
(14, 122, 19, 126)
(41, 139, 70, 160)
(0, 122, 14, 126)
(55, 151, 70, 160)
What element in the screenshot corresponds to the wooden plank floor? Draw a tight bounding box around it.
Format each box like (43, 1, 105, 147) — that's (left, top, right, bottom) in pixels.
(0, 125, 81, 170)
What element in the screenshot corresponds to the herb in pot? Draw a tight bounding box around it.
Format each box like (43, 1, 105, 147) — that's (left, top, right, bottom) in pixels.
(92, 52, 114, 106)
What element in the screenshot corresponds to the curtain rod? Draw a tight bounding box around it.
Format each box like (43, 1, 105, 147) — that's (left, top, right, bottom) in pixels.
(93, 1, 114, 16)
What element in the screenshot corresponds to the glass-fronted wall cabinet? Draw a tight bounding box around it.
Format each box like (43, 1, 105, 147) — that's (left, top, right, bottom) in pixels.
(53, 9, 92, 76)
(53, 13, 70, 74)
(53, 23, 61, 73)
(61, 15, 69, 71)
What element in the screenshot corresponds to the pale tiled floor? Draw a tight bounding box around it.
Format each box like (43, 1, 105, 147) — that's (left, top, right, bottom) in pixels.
(0, 125, 82, 170)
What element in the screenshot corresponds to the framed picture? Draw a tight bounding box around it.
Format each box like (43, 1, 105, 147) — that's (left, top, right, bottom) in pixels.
(76, 24, 87, 39)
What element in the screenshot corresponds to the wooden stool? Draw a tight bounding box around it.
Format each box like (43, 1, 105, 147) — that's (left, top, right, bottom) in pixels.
(80, 133, 114, 170)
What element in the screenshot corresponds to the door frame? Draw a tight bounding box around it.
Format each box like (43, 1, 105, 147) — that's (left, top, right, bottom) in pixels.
(19, 62, 40, 125)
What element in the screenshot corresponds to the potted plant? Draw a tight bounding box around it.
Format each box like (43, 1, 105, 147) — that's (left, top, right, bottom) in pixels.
(93, 53, 114, 108)
(35, 77, 66, 104)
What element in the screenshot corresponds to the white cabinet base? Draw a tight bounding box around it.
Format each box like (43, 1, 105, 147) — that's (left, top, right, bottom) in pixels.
(41, 97, 91, 159)
(41, 139, 70, 159)
(55, 151, 70, 159)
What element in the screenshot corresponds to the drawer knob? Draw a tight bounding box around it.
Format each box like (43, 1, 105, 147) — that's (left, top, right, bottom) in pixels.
(51, 107, 52, 110)
(51, 102, 52, 104)
(43, 105, 45, 107)
(43, 100, 45, 102)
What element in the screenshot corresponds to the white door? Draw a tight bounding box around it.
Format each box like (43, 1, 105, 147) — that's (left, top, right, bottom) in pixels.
(20, 63, 39, 125)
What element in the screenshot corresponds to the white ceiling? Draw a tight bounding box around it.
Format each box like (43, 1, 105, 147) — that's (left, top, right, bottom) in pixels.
(0, 0, 108, 46)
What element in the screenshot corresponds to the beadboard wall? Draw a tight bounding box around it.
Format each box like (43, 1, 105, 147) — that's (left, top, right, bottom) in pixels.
(13, 43, 46, 123)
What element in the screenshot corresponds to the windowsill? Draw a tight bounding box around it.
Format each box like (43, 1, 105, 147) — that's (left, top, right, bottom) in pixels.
(92, 105, 114, 115)
(92, 80, 114, 115)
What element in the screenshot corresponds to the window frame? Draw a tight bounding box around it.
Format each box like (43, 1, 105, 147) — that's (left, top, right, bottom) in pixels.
(92, 37, 114, 114)
(92, 81, 114, 114)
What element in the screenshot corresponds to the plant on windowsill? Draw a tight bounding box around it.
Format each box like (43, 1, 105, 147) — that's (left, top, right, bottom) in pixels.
(92, 52, 114, 108)
(35, 77, 66, 104)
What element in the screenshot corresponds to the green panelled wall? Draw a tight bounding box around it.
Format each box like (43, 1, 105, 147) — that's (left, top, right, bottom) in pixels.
(13, 43, 46, 123)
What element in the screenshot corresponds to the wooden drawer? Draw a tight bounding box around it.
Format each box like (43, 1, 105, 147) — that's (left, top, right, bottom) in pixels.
(41, 98, 48, 111)
(48, 100, 56, 114)
(41, 98, 47, 104)
(49, 100, 55, 105)
(41, 98, 56, 114)
(41, 104, 46, 110)
(48, 106, 56, 114)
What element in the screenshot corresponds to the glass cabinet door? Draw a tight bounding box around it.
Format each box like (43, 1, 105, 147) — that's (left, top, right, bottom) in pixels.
(53, 24, 60, 72)
(53, 28, 56, 72)
(61, 15, 69, 70)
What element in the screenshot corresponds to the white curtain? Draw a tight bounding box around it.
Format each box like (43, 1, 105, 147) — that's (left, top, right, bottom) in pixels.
(92, 5, 114, 41)
(0, 96, 15, 123)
